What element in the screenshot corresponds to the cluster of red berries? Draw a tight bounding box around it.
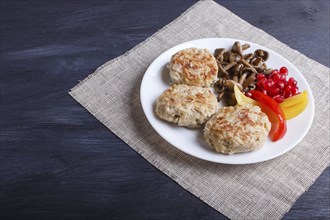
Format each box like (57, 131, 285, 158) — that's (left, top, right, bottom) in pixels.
(246, 67, 299, 103)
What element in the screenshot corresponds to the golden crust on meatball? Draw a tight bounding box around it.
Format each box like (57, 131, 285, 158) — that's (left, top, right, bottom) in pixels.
(204, 105, 271, 154)
(155, 84, 218, 128)
(168, 48, 218, 87)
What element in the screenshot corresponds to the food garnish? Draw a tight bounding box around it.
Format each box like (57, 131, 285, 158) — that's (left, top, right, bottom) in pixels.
(248, 67, 300, 103)
(234, 84, 257, 106)
(279, 90, 309, 120)
(234, 84, 287, 142)
(214, 41, 273, 105)
(249, 90, 287, 142)
(215, 41, 310, 142)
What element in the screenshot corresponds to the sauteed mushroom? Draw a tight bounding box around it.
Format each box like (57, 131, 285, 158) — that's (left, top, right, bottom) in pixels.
(242, 73, 256, 89)
(223, 91, 237, 106)
(241, 43, 250, 51)
(213, 41, 273, 105)
(232, 41, 243, 56)
(233, 63, 243, 73)
(224, 61, 237, 71)
(243, 53, 254, 62)
(214, 48, 226, 62)
(254, 49, 269, 61)
(217, 61, 230, 79)
(229, 53, 241, 63)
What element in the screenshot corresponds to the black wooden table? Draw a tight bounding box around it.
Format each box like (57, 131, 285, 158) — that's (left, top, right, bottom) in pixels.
(1, 1, 329, 219)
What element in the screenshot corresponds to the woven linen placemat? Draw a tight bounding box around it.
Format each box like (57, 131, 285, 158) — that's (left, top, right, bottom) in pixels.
(70, 1, 329, 219)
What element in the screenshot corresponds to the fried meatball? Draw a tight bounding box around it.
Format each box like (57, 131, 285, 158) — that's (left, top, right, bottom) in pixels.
(204, 105, 271, 154)
(168, 48, 218, 87)
(155, 84, 218, 128)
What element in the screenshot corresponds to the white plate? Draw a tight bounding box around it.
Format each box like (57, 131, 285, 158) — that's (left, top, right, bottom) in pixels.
(140, 38, 314, 164)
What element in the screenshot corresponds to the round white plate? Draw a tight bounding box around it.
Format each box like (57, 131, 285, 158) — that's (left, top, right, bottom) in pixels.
(140, 38, 314, 164)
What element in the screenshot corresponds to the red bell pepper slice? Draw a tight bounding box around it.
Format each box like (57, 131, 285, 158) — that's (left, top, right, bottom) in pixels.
(249, 90, 287, 141)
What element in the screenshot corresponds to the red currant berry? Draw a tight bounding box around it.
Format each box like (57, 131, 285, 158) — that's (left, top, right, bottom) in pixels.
(288, 77, 297, 86)
(276, 81, 285, 89)
(272, 73, 281, 82)
(284, 85, 292, 94)
(284, 91, 292, 98)
(265, 79, 274, 89)
(273, 95, 285, 103)
(271, 69, 279, 75)
(291, 86, 299, 95)
(257, 73, 266, 81)
(280, 67, 288, 76)
(279, 74, 286, 81)
(269, 85, 280, 96)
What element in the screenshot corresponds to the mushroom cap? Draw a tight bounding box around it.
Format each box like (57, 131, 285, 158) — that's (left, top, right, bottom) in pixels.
(214, 48, 226, 61)
(254, 49, 269, 61)
(232, 41, 243, 56)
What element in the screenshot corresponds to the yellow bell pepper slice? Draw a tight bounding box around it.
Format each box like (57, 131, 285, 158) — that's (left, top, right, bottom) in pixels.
(279, 90, 309, 120)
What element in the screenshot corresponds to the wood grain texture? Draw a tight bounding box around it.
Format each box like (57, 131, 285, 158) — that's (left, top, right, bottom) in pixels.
(1, 0, 329, 219)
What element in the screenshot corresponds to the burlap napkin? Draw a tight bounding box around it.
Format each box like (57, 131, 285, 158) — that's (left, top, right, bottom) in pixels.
(70, 1, 329, 219)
